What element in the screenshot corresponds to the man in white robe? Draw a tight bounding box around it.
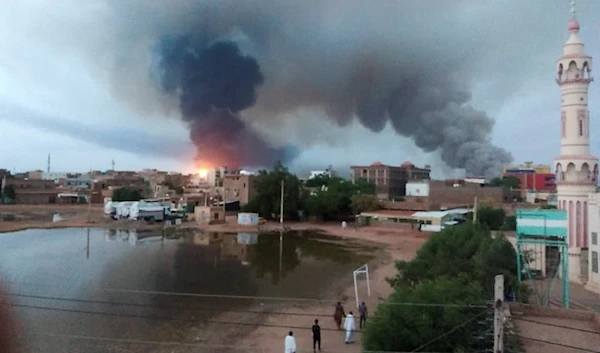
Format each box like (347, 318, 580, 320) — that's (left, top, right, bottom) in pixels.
(344, 311, 356, 343)
(284, 331, 296, 353)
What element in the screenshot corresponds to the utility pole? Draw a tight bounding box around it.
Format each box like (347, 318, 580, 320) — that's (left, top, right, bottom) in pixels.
(280, 179, 285, 228)
(473, 196, 479, 224)
(493, 274, 504, 353)
(87, 175, 93, 223)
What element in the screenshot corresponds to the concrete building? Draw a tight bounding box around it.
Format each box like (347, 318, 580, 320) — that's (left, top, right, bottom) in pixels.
(194, 206, 225, 225)
(5, 178, 58, 204)
(504, 162, 552, 174)
(223, 174, 256, 206)
(350, 161, 431, 200)
(586, 193, 600, 292)
(504, 163, 556, 192)
(405, 181, 430, 197)
(552, 12, 598, 283)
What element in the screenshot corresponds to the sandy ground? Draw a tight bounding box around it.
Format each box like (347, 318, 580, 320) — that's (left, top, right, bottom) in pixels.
(231, 224, 429, 353)
(0, 204, 430, 352)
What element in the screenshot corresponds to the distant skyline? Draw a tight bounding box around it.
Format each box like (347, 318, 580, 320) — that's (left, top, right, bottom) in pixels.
(2, 0, 600, 178)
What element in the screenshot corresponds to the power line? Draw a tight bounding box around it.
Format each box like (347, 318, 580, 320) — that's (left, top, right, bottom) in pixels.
(513, 316, 600, 335)
(103, 287, 489, 308)
(6, 292, 333, 318)
(35, 332, 450, 353)
(517, 335, 599, 353)
(411, 310, 490, 352)
(7, 291, 489, 311)
(3, 302, 363, 333)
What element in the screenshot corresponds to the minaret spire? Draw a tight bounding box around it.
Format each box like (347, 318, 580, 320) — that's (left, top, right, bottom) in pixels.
(570, 0, 576, 17)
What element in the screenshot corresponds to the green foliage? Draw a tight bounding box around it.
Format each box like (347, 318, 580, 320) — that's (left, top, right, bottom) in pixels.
(350, 194, 380, 214)
(477, 206, 506, 230)
(244, 161, 304, 219)
(1, 184, 16, 203)
(367, 223, 526, 352)
(489, 176, 520, 189)
(245, 164, 377, 220)
(541, 204, 557, 209)
(388, 223, 521, 296)
(112, 187, 143, 202)
(500, 215, 517, 231)
(363, 277, 487, 352)
(304, 176, 377, 219)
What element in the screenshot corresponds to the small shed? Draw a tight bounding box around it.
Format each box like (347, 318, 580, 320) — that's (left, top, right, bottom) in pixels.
(194, 206, 225, 225)
(237, 212, 259, 226)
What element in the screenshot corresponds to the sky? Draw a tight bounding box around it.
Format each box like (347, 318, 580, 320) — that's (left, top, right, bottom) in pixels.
(1, 0, 599, 178)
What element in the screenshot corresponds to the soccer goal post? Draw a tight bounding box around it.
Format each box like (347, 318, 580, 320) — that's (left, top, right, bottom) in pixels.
(353, 264, 371, 308)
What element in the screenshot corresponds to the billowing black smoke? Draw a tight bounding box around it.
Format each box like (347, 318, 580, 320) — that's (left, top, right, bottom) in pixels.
(91, 1, 513, 176)
(153, 35, 297, 167)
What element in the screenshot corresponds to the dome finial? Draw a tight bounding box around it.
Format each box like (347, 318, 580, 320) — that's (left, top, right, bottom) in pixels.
(568, 0, 580, 32)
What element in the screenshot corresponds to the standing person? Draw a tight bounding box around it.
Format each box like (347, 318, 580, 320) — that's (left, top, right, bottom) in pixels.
(312, 319, 321, 352)
(358, 302, 368, 329)
(284, 331, 296, 353)
(344, 311, 356, 344)
(333, 302, 345, 330)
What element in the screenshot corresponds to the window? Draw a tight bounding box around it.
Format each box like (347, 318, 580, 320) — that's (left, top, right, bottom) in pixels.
(593, 251, 599, 273)
(579, 119, 584, 136)
(594, 232, 598, 245)
(562, 116, 566, 138)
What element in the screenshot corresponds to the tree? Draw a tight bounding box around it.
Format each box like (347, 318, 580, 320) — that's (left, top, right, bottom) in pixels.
(477, 206, 506, 230)
(364, 277, 487, 352)
(2, 184, 15, 203)
(112, 187, 143, 202)
(243, 161, 304, 219)
(350, 194, 380, 214)
(501, 215, 517, 231)
(489, 176, 520, 189)
(368, 223, 527, 352)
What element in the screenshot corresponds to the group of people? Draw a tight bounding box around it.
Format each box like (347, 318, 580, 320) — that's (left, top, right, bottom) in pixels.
(284, 301, 368, 353)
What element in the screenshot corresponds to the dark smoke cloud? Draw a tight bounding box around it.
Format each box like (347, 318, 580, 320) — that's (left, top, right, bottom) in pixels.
(100, 0, 512, 176)
(153, 36, 297, 167)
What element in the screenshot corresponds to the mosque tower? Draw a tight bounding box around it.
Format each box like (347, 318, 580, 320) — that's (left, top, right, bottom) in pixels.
(554, 1, 598, 283)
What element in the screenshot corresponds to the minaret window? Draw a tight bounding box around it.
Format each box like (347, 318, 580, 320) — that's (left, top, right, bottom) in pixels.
(579, 119, 583, 136)
(562, 113, 566, 138)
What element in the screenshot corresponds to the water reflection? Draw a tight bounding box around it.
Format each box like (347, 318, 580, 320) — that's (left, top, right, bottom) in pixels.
(0, 227, 372, 353)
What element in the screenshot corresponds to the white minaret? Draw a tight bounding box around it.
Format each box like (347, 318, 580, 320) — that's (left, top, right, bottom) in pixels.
(554, 1, 598, 283)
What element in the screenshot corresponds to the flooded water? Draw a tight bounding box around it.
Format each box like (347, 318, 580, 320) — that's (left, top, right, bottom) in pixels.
(0, 228, 374, 353)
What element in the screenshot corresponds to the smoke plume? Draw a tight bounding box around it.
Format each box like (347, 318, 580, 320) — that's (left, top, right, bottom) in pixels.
(98, 0, 512, 176)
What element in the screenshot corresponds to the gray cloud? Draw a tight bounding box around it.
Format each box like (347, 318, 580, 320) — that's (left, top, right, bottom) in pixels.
(0, 100, 192, 159)
(5, 0, 600, 175)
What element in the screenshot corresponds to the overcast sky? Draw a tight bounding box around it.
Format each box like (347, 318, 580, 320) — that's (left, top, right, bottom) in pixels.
(1, 0, 599, 177)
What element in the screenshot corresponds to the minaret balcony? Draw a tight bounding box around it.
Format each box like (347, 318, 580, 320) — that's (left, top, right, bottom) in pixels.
(556, 77, 594, 85)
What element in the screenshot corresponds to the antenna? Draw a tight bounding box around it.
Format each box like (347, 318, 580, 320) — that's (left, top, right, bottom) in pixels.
(47, 154, 51, 173)
(111, 159, 115, 171)
(570, 0, 576, 16)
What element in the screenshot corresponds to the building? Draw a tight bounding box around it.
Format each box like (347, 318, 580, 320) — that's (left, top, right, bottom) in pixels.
(503, 163, 556, 192)
(350, 161, 431, 200)
(552, 11, 598, 284)
(5, 178, 58, 204)
(504, 162, 551, 174)
(587, 194, 600, 292)
(223, 174, 257, 206)
(391, 180, 506, 211)
(194, 206, 225, 225)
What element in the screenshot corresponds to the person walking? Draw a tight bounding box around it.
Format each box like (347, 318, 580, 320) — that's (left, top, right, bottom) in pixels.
(358, 302, 368, 329)
(344, 311, 356, 344)
(284, 331, 296, 353)
(312, 319, 321, 352)
(333, 302, 346, 330)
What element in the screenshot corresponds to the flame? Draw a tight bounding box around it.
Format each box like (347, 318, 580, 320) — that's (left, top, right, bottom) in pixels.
(198, 169, 208, 179)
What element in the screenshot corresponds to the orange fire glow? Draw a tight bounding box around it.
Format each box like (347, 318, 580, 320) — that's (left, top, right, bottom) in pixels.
(197, 169, 208, 178)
